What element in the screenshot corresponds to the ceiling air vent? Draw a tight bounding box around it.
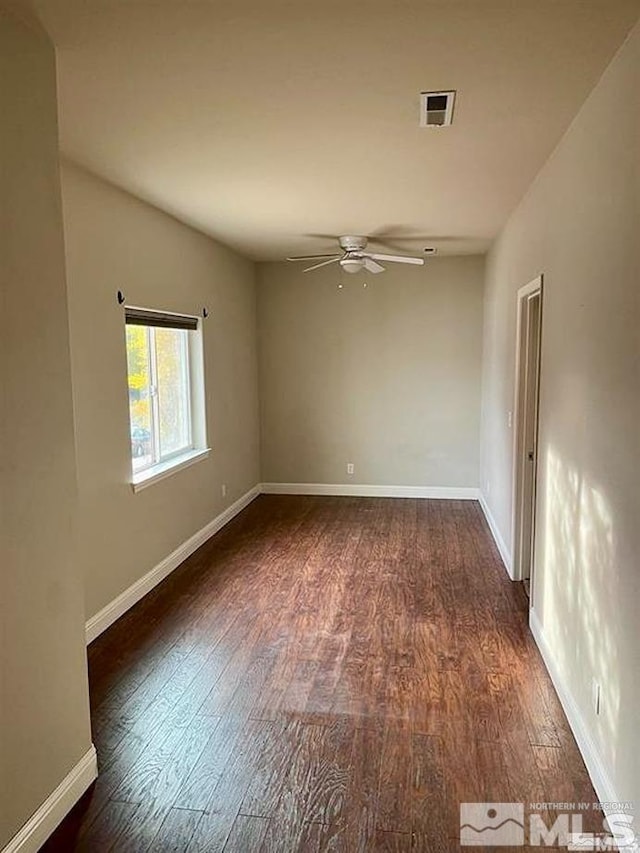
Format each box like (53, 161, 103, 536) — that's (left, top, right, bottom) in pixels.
(420, 91, 455, 127)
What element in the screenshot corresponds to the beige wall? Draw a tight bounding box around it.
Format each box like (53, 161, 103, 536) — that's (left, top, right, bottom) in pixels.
(61, 163, 260, 620)
(480, 21, 640, 803)
(0, 9, 92, 847)
(258, 256, 484, 488)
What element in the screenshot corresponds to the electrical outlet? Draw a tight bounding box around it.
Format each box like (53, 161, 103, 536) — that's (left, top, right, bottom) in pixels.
(347, 463, 355, 475)
(591, 678, 601, 715)
(508, 410, 513, 429)
(221, 483, 227, 498)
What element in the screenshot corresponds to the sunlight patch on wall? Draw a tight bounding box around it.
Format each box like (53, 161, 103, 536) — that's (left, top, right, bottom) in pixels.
(539, 445, 620, 775)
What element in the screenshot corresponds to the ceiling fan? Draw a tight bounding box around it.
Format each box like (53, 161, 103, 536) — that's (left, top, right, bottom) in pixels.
(286, 235, 429, 274)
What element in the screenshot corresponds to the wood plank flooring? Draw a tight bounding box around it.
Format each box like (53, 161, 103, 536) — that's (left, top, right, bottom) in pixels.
(42, 496, 599, 852)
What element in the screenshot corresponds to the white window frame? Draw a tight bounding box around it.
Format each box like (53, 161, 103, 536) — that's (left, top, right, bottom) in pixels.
(125, 308, 209, 492)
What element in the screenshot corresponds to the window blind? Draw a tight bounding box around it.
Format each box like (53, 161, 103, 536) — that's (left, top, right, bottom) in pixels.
(124, 306, 199, 331)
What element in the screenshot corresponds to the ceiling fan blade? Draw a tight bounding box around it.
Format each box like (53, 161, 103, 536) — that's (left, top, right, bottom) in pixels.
(363, 258, 385, 274)
(303, 257, 341, 272)
(370, 238, 436, 253)
(287, 254, 341, 262)
(369, 253, 424, 265)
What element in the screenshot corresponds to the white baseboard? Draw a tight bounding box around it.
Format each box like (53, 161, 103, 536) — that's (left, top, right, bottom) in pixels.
(529, 610, 618, 808)
(260, 482, 480, 500)
(478, 491, 513, 578)
(85, 484, 260, 644)
(2, 745, 97, 853)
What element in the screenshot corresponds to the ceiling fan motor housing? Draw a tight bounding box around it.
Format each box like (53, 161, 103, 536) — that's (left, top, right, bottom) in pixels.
(339, 235, 368, 252)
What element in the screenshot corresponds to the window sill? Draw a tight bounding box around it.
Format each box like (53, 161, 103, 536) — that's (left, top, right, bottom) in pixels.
(131, 448, 210, 493)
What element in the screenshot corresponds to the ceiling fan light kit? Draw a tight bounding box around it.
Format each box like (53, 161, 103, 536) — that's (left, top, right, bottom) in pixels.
(341, 258, 364, 274)
(286, 234, 429, 275)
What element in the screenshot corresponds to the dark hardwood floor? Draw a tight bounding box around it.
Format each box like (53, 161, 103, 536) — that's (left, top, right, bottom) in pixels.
(42, 496, 598, 851)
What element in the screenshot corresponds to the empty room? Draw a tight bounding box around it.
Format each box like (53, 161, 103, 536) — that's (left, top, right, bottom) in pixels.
(2, 1, 639, 851)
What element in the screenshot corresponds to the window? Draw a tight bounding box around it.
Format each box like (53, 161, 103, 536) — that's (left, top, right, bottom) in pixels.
(125, 307, 208, 489)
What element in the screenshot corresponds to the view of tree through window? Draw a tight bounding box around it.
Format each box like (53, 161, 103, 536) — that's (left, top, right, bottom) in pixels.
(126, 324, 192, 473)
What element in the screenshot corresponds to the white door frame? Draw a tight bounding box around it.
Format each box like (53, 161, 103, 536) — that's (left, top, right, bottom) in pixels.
(511, 275, 543, 586)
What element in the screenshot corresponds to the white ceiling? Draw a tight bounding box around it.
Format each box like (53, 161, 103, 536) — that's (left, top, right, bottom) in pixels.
(30, 0, 640, 260)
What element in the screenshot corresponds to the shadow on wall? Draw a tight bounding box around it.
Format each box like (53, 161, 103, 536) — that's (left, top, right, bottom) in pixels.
(539, 444, 620, 782)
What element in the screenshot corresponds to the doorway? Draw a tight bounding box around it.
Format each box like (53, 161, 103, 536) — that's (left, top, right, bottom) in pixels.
(512, 276, 543, 597)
